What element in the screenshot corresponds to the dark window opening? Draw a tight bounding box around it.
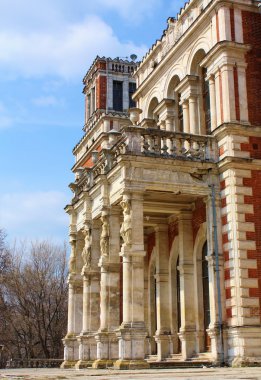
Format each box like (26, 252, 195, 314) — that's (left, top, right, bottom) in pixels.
(202, 68, 211, 135)
(178, 93, 183, 132)
(113, 80, 123, 111)
(129, 82, 136, 109)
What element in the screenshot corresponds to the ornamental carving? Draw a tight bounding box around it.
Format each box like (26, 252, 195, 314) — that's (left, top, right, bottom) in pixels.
(69, 241, 76, 273)
(82, 225, 91, 270)
(100, 213, 109, 256)
(120, 199, 132, 246)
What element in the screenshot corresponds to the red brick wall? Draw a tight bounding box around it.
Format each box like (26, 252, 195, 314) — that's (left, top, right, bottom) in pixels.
(242, 11, 261, 126)
(241, 136, 261, 159)
(245, 170, 261, 321)
(192, 198, 206, 243)
(96, 75, 107, 110)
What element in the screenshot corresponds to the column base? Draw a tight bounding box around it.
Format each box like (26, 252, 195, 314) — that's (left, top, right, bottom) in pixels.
(227, 326, 261, 367)
(62, 335, 79, 365)
(178, 328, 196, 360)
(114, 359, 150, 370)
(95, 331, 118, 362)
(60, 360, 77, 369)
(92, 359, 114, 369)
(154, 334, 174, 361)
(75, 360, 94, 369)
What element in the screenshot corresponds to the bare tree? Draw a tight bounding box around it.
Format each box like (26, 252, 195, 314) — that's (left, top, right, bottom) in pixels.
(0, 239, 68, 363)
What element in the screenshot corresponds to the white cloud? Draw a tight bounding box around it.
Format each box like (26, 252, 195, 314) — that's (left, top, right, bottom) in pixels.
(0, 15, 147, 80)
(0, 191, 68, 242)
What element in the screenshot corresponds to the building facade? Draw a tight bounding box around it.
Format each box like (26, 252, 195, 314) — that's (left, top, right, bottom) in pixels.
(62, 0, 261, 369)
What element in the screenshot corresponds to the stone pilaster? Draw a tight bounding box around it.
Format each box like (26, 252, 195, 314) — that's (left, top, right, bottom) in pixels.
(114, 192, 149, 370)
(93, 209, 121, 368)
(154, 224, 173, 360)
(178, 212, 196, 359)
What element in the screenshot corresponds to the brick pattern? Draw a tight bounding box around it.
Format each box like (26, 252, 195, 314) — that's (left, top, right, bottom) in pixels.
(168, 221, 178, 252)
(242, 11, 261, 126)
(96, 75, 107, 110)
(245, 171, 261, 321)
(220, 169, 260, 324)
(192, 198, 206, 244)
(241, 136, 261, 159)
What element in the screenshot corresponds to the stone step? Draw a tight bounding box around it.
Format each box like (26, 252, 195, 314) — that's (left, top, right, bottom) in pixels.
(149, 361, 213, 369)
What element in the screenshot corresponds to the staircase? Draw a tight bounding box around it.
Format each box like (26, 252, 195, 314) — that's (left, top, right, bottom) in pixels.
(146, 352, 214, 369)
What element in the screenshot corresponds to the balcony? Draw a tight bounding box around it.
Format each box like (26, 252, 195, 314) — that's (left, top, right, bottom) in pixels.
(69, 123, 218, 203)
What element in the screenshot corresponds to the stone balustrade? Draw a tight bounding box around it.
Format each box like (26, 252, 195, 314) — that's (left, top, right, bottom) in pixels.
(6, 358, 63, 368)
(70, 125, 218, 200)
(120, 125, 218, 162)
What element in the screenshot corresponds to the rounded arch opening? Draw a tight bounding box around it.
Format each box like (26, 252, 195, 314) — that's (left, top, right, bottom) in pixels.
(147, 97, 159, 119)
(190, 48, 206, 76)
(167, 75, 181, 99)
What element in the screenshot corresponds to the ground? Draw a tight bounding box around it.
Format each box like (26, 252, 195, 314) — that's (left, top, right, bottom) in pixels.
(0, 367, 261, 380)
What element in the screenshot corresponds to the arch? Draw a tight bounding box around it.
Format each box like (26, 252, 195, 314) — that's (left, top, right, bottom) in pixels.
(144, 86, 161, 118)
(163, 65, 184, 98)
(147, 97, 159, 119)
(190, 49, 207, 76)
(186, 37, 211, 75)
(166, 75, 181, 99)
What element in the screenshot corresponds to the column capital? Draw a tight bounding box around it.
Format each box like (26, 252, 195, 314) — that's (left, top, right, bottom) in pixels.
(154, 224, 169, 233)
(178, 211, 192, 221)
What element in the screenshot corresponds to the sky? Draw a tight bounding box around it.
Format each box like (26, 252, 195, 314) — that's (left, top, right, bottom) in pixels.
(0, 0, 185, 246)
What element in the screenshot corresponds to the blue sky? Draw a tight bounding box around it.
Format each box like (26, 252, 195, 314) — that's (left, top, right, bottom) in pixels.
(0, 0, 185, 245)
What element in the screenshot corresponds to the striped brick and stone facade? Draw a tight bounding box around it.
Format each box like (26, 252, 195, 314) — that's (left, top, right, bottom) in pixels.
(62, 0, 261, 369)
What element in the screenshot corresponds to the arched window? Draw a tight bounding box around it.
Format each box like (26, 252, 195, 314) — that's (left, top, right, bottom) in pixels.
(202, 68, 211, 135)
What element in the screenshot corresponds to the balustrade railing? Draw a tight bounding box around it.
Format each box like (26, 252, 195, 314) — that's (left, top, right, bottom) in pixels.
(120, 126, 217, 162)
(70, 125, 218, 199)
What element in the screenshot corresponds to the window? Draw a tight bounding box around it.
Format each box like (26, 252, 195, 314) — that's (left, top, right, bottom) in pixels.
(87, 94, 91, 119)
(178, 93, 184, 132)
(113, 81, 123, 111)
(129, 82, 136, 108)
(202, 68, 211, 134)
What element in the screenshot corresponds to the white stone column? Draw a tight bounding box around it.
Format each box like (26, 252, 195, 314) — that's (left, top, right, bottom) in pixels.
(82, 274, 90, 333)
(103, 119, 110, 133)
(154, 224, 173, 360)
(114, 192, 149, 370)
(237, 64, 249, 124)
(182, 100, 190, 134)
(205, 195, 225, 364)
(208, 75, 217, 131)
(188, 96, 199, 135)
(221, 65, 236, 123)
(93, 209, 121, 368)
(61, 277, 79, 368)
(214, 70, 222, 127)
(178, 212, 196, 360)
(76, 222, 101, 369)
